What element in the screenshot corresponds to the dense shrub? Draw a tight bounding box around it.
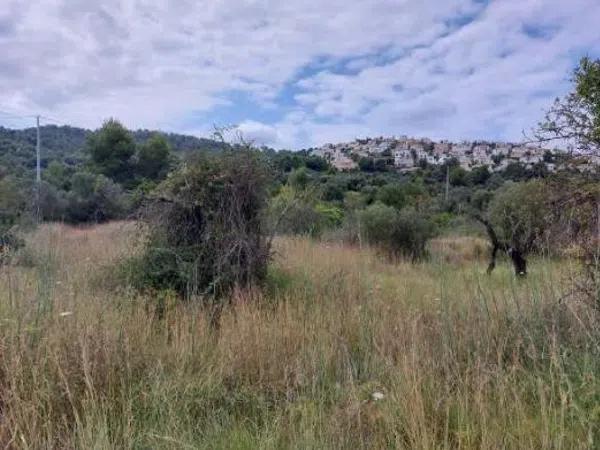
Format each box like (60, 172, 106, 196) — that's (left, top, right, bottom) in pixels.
(65, 172, 128, 223)
(287, 167, 311, 190)
(304, 155, 329, 171)
(132, 149, 271, 300)
(359, 202, 435, 260)
(376, 183, 406, 210)
(269, 186, 342, 236)
(0, 176, 26, 230)
(39, 182, 68, 221)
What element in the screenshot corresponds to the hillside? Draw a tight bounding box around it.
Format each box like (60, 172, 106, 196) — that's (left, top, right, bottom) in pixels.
(0, 125, 228, 177)
(313, 136, 600, 173)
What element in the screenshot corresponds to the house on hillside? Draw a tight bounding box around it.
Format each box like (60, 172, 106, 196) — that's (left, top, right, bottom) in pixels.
(394, 149, 413, 168)
(332, 153, 357, 171)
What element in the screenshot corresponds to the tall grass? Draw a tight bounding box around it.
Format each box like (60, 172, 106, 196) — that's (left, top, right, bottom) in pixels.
(0, 223, 598, 448)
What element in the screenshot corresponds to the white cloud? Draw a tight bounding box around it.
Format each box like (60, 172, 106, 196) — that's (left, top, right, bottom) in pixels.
(0, 0, 598, 147)
(236, 120, 281, 147)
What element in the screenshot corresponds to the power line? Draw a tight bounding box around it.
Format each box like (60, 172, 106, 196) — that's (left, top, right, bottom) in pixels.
(0, 108, 70, 126)
(39, 114, 68, 125)
(0, 108, 38, 120)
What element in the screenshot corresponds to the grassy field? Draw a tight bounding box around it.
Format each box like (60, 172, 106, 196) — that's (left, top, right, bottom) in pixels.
(0, 222, 599, 449)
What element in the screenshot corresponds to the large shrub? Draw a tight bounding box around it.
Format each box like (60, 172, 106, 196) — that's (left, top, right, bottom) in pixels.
(269, 185, 343, 237)
(359, 202, 435, 260)
(62, 172, 128, 223)
(0, 176, 26, 264)
(133, 149, 271, 299)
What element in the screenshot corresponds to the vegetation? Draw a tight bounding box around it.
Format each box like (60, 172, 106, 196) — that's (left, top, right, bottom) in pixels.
(0, 57, 599, 448)
(536, 56, 600, 151)
(474, 180, 550, 276)
(129, 149, 272, 305)
(0, 224, 599, 448)
(358, 203, 434, 260)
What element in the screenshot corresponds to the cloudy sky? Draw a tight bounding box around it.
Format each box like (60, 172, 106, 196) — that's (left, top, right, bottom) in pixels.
(0, 0, 598, 148)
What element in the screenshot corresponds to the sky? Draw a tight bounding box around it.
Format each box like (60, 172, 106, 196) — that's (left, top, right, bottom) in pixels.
(0, 0, 599, 149)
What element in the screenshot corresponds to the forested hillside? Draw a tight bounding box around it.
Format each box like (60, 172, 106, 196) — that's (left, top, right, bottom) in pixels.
(0, 125, 228, 177)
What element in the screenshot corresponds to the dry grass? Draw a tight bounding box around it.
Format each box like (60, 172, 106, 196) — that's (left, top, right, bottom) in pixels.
(0, 223, 598, 449)
(428, 236, 490, 265)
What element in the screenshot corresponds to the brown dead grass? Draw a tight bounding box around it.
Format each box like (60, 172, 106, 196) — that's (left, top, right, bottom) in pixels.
(428, 235, 490, 265)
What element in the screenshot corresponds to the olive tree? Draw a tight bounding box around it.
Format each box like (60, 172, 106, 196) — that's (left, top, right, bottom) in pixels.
(475, 180, 550, 276)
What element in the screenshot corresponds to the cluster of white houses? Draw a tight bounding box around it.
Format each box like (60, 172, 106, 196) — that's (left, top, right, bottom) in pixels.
(311, 136, 600, 172)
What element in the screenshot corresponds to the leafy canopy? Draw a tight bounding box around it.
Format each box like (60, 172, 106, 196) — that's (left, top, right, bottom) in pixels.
(537, 57, 600, 152)
(88, 119, 136, 184)
(136, 134, 172, 181)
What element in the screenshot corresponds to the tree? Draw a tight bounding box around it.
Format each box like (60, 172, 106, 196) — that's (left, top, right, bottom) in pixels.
(0, 176, 26, 262)
(288, 167, 310, 191)
(468, 166, 491, 185)
(533, 59, 600, 298)
(134, 149, 272, 306)
(0, 176, 26, 234)
(542, 175, 600, 307)
(136, 134, 172, 181)
(475, 180, 550, 276)
(45, 161, 73, 190)
(358, 157, 375, 172)
(502, 162, 528, 181)
(376, 183, 406, 210)
(536, 57, 600, 153)
(305, 155, 329, 172)
(449, 166, 467, 186)
(322, 179, 346, 202)
(88, 119, 136, 185)
(272, 152, 304, 173)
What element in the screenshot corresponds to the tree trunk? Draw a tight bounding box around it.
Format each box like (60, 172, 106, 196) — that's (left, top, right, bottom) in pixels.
(474, 214, 503, 275)
(508, 248, 527, 276)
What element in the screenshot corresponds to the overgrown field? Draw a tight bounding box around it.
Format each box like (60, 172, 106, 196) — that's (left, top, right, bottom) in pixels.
(0, 223, 599, 449)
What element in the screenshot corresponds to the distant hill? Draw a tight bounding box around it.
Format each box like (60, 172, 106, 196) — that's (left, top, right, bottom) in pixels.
(0, 125, 228, 177)
(312, 136, 600, 173)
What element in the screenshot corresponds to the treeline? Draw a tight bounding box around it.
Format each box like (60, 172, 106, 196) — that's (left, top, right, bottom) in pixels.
(0, 123, 228, 179)
(1, 117, 594, 237)
(1, 120, 169, 224)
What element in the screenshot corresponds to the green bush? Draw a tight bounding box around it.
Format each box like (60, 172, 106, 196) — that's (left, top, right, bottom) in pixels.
(376, 183, 406, 210)
(269, 186, 342, 237)
(359, 202, 435, 260)
(63, 172, 128, 223)
(131, 149, 271, 300)
(39, 182, 68, 221)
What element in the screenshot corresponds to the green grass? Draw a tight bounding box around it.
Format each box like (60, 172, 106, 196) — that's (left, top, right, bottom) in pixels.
(0, 223, 598, 448)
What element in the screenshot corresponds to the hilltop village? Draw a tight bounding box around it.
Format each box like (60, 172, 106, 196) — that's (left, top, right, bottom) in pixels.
(311, 136, 600, 172)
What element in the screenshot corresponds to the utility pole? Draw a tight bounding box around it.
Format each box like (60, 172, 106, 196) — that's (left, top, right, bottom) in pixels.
(444, 164, 450, 202)
(36, 115, 41, 222)
(36, 115, 41, 183)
